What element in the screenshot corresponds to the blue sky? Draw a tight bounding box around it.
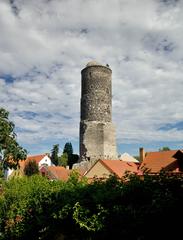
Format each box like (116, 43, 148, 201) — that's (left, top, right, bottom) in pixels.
(0, 0, 183, 156)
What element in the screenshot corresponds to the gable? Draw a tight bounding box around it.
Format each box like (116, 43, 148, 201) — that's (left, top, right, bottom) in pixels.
(120, 153, 139, 163)
(39, 155, 52, 166)
(85, 161, 112, 179)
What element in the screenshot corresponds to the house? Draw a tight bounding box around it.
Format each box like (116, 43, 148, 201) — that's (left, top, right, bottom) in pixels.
(25, 154, 52, 167)
(84, 159, 139, 181)
(119, 152, 139, 163)
(7, 153, 52, 179)
(39, 165, 70, 181)
(140, 149, 183, 173)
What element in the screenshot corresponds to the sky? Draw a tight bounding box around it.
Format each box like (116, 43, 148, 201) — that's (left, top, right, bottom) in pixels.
(0, 0, 183, 156)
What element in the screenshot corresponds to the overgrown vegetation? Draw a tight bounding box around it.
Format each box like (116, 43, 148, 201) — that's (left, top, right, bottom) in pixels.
(0, 172, 183, 239)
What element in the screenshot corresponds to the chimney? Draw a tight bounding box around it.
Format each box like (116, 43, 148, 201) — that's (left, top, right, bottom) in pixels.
(139, 147, 145, 162)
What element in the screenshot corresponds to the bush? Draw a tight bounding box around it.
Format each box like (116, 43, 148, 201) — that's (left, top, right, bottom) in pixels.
(24, 160, 39, 176)
(0, 172, 183, 239)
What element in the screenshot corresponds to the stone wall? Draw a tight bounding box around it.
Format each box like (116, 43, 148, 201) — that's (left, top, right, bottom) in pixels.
(81, 65, 112, 122)
(80, 121, 117, 161)
(79, 62, 117, 162)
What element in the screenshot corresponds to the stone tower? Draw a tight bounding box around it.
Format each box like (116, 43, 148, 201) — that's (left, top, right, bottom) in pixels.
(80, 61, 117, 162)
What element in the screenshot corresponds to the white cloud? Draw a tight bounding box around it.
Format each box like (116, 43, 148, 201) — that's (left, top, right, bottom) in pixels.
(0, 0, 183, 154)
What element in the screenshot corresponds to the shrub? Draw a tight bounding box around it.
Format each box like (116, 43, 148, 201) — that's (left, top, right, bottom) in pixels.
(0, 172, 183, 239)
(24, 160, 39, 176)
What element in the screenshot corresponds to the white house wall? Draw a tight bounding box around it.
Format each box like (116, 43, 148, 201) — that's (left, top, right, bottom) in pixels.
(39, 155, 52, 167)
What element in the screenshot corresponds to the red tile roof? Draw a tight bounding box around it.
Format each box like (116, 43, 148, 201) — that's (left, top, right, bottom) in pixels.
(40, 166, 70, 181)
(26, 154, 48, 164)
(19, 154, 48, 170)
(100, 160, 139, 178)
(140, 150, 183, 173)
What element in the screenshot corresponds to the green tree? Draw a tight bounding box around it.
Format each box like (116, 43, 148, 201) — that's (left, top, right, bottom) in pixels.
(50, 144, 59, 166)
(63, 142, 78, 169)
(63, 142, 73, 156)
(0, 108, 27, 171)
(159, 146, 170, 151)
(69, 154, 79, 168)
(58, 152, 68, 167)
(24, 160, 39, 176)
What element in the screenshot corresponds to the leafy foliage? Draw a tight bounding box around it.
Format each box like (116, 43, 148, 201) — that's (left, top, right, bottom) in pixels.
(63, 142, 73, 156)
(63, 142, 78, 169)
(58, 152, 68, 167)
(0, 172, 183, 239)
(50, 144, 59, 166)
(159, 146, 171, 151)
(68, 154, 79, 169)
(24, 160, 39, 176)
(0, 108, 27, 171)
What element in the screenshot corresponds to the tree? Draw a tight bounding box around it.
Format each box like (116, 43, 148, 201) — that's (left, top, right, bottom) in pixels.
(0, 108, 27, 171)
(63, 142, 73, 169)
(24, 160, 39, 176)
(69, 154, 79, 168)
(159, 146, 170, 152)
(50, 144, 59, 166)
(58, 152, 68, 167)
(63, 142, 79, 169)
(63, 142, 73, 156)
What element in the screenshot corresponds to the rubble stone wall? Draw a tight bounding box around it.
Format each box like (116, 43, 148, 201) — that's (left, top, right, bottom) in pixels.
(79, 62, 117, 162)
(81, 65, 112, 122)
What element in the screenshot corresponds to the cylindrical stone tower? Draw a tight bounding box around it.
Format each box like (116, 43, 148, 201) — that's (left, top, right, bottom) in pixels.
(80, 61, 117, 162)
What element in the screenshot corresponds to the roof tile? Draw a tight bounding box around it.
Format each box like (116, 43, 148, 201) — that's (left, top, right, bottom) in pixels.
(140, 150, 182, 173)
(40, 166, 70, 181)
(100, 160, 139, 178)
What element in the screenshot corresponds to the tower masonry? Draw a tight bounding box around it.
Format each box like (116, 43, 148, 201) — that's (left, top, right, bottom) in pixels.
(80, 61, 117, 162)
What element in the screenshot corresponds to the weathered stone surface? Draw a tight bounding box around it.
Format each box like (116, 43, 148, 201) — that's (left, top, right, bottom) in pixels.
(81, 65, 112, 122)
(79, 62, 117, 162)
(80, 121, 117, 161)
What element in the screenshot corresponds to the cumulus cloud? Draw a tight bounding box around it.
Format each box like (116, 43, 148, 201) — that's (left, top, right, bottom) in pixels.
(0, 0, 182, 154)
